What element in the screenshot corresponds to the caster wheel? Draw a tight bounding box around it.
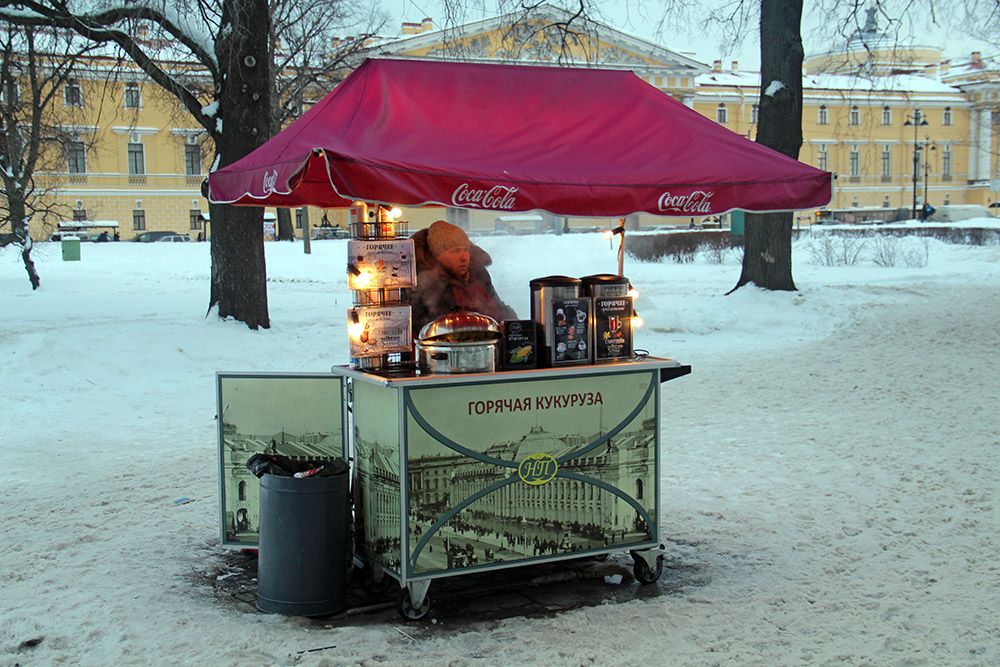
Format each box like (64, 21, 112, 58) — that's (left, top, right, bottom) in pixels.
(632, 554, 663, 585)
(396, 588, 431, 621)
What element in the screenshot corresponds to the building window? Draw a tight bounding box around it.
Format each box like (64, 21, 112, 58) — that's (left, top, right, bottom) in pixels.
(849, 145, 860, 177)
(184, 143, 201, 176)
(65, 79, 83, 106)
(132, 209, 146, 231)
(67, 141, 86, 174)
(942, 145, 952, 177)
(189, 210, 204, 231)
(238, 481, 247, 501)
(716, 103, 727, 124)
(295, 207, 308, 230)
(882, 106, 892, 125)
(73, 208, 87, 221)
(818, 105, 828, 125)
(943, 194, 951, 205)
(635, 478, 643, 500)
(127, 142, 145, 175)
(850, 105, 860, 125)
(883, 196, 891, 207)
(751, 104, 759, 124)
(124, 83, 141, 108)
(881, 145, 891, 178)
(817, 145, 828, 171)
(943, 106, 953, 126)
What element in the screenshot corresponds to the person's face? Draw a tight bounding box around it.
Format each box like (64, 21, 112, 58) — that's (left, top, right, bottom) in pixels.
(437, 244, 470, 278)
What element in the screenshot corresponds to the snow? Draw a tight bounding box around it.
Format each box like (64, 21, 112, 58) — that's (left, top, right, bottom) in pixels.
(2, 223, 1000, 665)
(763, 80, 784, 97)
(697, 69, 966, 98)
(201, 100, 219, 118)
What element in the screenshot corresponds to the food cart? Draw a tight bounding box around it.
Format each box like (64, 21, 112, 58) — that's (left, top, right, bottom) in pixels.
(209, 58, 832, 619)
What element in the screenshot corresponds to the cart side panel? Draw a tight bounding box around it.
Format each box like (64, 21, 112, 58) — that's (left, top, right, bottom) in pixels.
(403, 370, 658, 576)
(216, 373, 345, 547)
(352, 380, 403, 573)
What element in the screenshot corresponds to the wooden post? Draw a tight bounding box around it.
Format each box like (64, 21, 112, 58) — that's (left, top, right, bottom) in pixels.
(303, 211, 312, 255)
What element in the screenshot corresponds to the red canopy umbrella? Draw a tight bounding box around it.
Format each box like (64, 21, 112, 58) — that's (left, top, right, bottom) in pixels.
(208, 58, 831, 216)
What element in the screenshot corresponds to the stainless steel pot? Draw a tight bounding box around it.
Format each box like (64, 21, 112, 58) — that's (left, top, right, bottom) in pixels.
(416, 338, 499, 374)
(416, 311, 500, 374)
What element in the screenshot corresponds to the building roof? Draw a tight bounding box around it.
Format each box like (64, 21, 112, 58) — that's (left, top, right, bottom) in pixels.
(369, 2, 706, 75)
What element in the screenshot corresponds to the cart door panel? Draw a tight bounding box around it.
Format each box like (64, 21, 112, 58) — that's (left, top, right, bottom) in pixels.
(216, 373, 346, 547)
(403, 370, 658, 576)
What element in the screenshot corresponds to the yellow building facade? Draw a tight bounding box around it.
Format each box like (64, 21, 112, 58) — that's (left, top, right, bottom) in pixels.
(16, 6, 998, 241)
(26, 51, 212, 241)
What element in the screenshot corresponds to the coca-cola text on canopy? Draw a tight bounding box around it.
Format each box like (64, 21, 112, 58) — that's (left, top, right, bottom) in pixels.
(451, 183, 518, 210)
(657, 190, 714, 214)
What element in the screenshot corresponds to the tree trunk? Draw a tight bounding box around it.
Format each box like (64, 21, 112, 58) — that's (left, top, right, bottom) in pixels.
(209, 0, 273, 329)
(276, 207, 295, 240)
(9, 197, 40, 290)
(732, 0, 804, 293)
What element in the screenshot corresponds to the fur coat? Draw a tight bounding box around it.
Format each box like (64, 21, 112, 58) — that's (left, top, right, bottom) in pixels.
(409, 226, 517, 337)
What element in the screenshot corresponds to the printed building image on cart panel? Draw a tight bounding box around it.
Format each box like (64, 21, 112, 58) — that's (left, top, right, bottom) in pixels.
(351, 371, 658, 578)
(216, 375, 346, 547)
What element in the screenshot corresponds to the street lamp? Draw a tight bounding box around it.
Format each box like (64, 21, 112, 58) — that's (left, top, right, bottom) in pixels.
(904, 111, 929, 220)
(922, 138, 936, 215)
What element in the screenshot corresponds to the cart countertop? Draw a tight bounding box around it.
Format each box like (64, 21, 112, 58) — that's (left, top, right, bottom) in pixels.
(331, 356, 690, 387)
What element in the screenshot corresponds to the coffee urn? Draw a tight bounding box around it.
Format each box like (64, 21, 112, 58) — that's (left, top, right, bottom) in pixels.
(582, 274, 633, 362)
(530, 275, 590, 366)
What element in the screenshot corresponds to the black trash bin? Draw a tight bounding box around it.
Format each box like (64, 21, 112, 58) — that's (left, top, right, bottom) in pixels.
(256, 458, 350, 616)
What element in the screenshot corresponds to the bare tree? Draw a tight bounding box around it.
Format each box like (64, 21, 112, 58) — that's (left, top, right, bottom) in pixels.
(2, 0, 278, 327)
(731, 0, 803, 292)
(267, 0, 383, 241)
(3, 0, 386, 324)
(0, 23, 98, 289)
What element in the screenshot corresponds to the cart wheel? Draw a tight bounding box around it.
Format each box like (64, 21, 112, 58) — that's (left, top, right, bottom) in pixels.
(632, 554, 663, 585)
(396, 587, 431, 621)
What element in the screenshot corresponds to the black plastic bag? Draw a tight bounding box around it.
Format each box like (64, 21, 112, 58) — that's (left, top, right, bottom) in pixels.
(246, 453, 347, 479)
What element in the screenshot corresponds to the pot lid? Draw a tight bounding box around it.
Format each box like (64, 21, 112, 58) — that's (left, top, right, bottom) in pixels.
(418, 310, 501, 342)
(529, 275, 581, 288)
(581, 273, 628, 285)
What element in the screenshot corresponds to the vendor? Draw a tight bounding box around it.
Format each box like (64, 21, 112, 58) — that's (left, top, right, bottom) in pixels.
(410, 220, 516, 336)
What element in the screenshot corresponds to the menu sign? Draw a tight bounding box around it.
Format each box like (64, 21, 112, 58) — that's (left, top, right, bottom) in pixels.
(593, 296, 633, 361)
(349, 305, 412, 358)
(551, 298, 591, 365)
(347, 239, 415, 290)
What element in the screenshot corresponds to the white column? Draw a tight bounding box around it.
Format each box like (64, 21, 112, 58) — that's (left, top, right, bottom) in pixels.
(969, 107, 993, 183)
(978, 107, 993, 181)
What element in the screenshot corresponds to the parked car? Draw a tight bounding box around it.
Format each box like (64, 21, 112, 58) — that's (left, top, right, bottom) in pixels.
(156, 234, 192, 243)
(134, 231, 179, 242)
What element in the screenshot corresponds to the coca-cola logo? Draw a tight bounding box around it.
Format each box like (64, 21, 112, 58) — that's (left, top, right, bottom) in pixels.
(262, 169, 278, 193)
(657, 190, 714, 214)
(451, 183, 518, 210)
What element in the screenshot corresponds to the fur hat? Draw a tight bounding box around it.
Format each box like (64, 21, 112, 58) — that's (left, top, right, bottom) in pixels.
(426, 220, 469, 257)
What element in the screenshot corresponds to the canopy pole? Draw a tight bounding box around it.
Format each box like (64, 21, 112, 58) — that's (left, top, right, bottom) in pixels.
(613, 219, 626, 277)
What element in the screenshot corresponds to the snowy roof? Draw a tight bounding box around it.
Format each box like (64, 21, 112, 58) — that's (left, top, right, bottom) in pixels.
(696, 69, 964, 96)
(942, 52, 1000, 81)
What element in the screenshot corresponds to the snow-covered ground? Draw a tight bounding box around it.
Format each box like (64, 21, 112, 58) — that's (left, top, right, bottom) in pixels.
(2, 222, 999, 666)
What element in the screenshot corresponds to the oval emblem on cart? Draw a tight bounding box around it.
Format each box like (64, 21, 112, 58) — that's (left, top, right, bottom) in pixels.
(518, 453, 558, 486)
